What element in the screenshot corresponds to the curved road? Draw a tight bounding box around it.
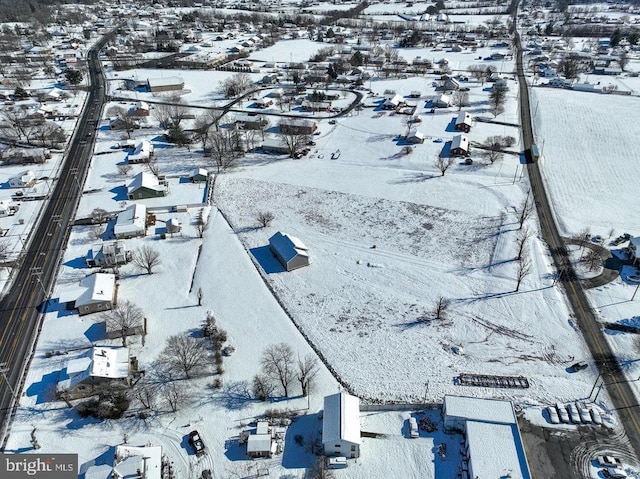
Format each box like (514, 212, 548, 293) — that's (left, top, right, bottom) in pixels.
(511, 1, 640, 460)
(0, 31, 114, 447)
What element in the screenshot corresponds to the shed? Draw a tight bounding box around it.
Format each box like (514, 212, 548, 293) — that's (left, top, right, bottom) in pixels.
(166, 217, 182, 234)
(269, 231, 310, 271)
(0, 200, 18, 217)
(190, 168, 208, 183)
(322, 391, 361, 458)
(406, 131, 425, 144)
(432, 94, 451, 108)
(246, 421, 274, 458)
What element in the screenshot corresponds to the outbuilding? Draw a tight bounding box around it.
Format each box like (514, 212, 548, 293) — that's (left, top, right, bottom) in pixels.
(146, 76, 184, 93)
(190, 168, 208, 183)
(322, 391, 361, 458)
(8, 170, 36, 188)
(269, 231, 310, 272)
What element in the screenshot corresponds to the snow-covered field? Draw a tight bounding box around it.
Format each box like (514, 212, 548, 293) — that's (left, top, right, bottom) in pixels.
(6, 14, 640, 476)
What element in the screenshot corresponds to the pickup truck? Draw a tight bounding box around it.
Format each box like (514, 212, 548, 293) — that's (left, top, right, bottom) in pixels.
(188, 430, 206, 456)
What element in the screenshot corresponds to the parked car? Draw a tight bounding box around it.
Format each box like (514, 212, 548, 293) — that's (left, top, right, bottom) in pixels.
(590, 408, 603, 425)
(188, 430, 206, 456)
(546, 406, 560, 424)
(570, 361, 588, 372)
(556, 402, 570, 423)
(566, 403, 581, 423)
(408, 417, 419, 438)
(603, 467, 628, 478)
(597, 456, 623, 468)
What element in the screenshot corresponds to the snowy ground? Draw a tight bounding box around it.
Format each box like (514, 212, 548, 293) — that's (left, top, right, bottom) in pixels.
(4, 24, 637, 478)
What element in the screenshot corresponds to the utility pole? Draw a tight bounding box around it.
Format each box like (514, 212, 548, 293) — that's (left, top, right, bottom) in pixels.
(70, 167, 82, 190)
(0, 362, 16, 397)
(30, 267, 47, 298)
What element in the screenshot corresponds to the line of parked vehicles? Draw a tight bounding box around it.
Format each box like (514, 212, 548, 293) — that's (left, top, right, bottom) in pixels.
(547, 401, 603, 425)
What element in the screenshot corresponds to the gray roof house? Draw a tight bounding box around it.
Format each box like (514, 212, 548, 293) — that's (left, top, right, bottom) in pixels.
(269, 231, 310, 271)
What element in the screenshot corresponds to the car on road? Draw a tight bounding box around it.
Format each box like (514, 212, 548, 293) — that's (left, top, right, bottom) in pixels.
(188, 430, 206, 456)
(596, 456, 623, 468)
(603, 467, 628, 478)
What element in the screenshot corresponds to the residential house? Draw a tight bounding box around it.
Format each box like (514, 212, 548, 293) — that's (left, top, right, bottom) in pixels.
(129, 100, 150, 117)
(322, 391, 361, 458)
(383, 94, 405, 110)
(109, 117, 139, 130)
(301, 100, 332, 111)
(85, 241, 132, 268)
(442, 77, 460, 91)
(1, 147, 50, 165)
(127, 172, 168, 200)
(235, 113, 268, 130)
(246, 421, 274, 458)
(254, 97, 273, 109)
(432, 94, 451, 108)
(279, 118, 317, 135)
(406, 131, 425, 144)
(108, 445, 162, 479)
(450, 134, 470, 156)
(443, 395, 532, 479)
(269, 232, 310, 271)
(146, 76, 184, 93)
(260, 137, 290, 155)
(62, 272, 117, 316)
(56, 346, 130, 399)
(8, 170, 36, 188)
(454, 111, 472, 133)
(127, 140, 154, 164)
(114, 203, 147, 239)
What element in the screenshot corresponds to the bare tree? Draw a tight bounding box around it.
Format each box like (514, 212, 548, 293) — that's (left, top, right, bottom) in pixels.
(468, 64, 487, 84)
(146, 157, 160, 176)
(483, 136, 504, 164)
(515, 227, 531, 261)
(197, 287, 203, 306)
(160, 382, 189, 412)
(574, 227, 591, 259)
(91, 208, 109, 224)
(297, 354, 320, 397)
(618, 51, 629, 71)
(193, 109, 223, 154)
(515, 257, 531, 292)
(261, 343, 295, 397)
(307, 456, 335, 479)
(488, 85, 507, 117)
(160, 335, 208, 379)
(451, 90, 469, 110)
(131, 377, 159, 410)
(88, 225, 105, 241)
(0, 240, 10, 261)
(101, 300, 144, 347)
(252, 373, 276, 401)
(133, 245, 161, 274)
(207, 130, 238, 173)
(434, 157, 455, 176)
(117, 164, 132, 176)
(257, 211, 275, 228)
(582, 249, 602, 272)
(279, 131, 311, 158)
(219, 72, 253, 98)
(517, 192, 533, 230)
(433, 296, 450, 320)
(152, 99, 189, 128)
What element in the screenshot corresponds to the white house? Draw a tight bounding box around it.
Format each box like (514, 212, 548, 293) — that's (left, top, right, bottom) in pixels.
(114, 203, 147, 239)
(127, 140, 153, 164)
(432, 93, 450, 108)
(64, 272, 116, 316)
(269, 232, 310, 272)
(86, 241, 132, 268)
(8, 170, 36, 188)
(443, 395, 532, 479)
(111, 445, 162, 479)
(322, 391, 361, 459)
(57, 346, 130, 399)
(382, 94, 404, 110)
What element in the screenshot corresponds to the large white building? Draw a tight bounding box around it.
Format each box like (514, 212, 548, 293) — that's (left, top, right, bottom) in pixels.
(443, 395, 532, 479)
(322, 391, 361, 459)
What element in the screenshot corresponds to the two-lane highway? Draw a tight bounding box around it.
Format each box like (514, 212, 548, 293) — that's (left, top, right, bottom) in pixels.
(0, 31, 114, 447)
(511, 1, 640, 460)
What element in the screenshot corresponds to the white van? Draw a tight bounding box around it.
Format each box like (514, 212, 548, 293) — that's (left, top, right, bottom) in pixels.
(408, 417, 419, 438)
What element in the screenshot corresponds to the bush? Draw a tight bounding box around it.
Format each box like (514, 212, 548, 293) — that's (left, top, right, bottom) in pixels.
(77, 391, 130, 419)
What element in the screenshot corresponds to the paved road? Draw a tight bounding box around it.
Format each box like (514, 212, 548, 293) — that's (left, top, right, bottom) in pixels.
(511, 3, 640, 460)
(0, 32, 113, 447)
